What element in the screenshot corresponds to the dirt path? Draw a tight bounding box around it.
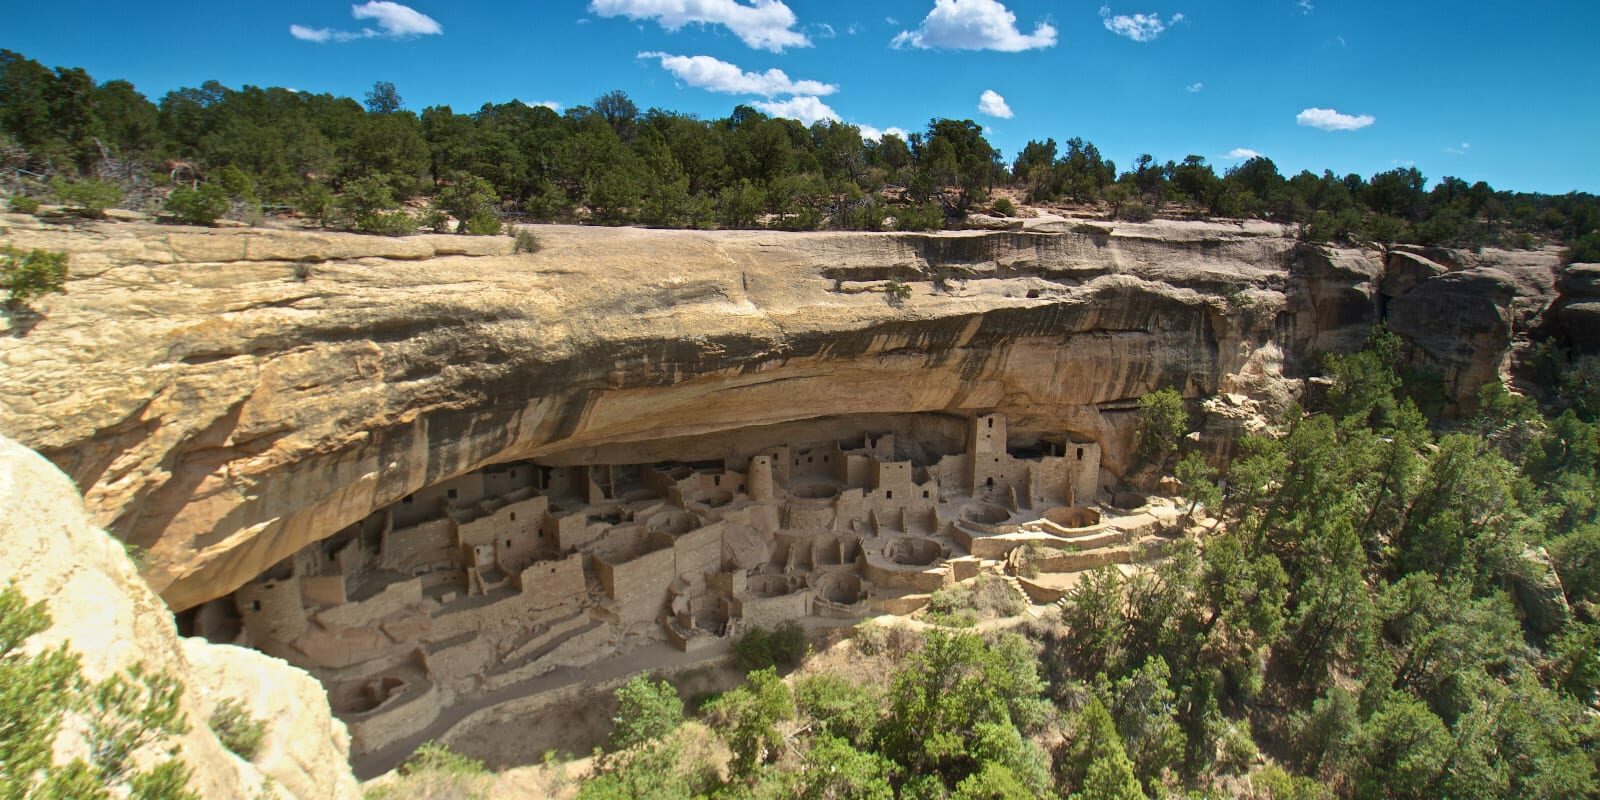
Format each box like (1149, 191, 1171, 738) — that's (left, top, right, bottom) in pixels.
(351, 617, 860, 780)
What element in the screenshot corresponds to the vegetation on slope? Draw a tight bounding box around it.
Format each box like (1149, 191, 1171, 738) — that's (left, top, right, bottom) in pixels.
(556, 338, 1600, 800)
(3, 49, 1598, 253)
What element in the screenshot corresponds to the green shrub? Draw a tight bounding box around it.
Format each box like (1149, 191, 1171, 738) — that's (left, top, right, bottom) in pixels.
(1565, 231, 1600, 264)
(732, 621, 808, 672)
(297, 183, 335, 228)
(207, 697, 266, 761)
(421, 207, 451, 233)
(338, 174, 412, 235)
(50, 177, 122, 218)
(401, 741, 486, 778)
(2, 246, 69, 309)
(513, 230, 542, 254)
(992, 197, 1017, 217)
(1117, 200, 1155, 222)
(7, 194, 40, 214)
(610, 675, 684, 750)
(163, 185, 230, 225)
(0, 584, 199, 799)
(884, 279, 912, 305)
(894, 202, 945, 231)
(462, 210, 502, 236)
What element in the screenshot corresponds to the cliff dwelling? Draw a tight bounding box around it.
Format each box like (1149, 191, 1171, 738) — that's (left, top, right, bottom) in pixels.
(183, 411, 1169, 757)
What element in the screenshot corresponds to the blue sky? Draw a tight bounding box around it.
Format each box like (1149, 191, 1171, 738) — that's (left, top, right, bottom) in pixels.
(8, 0, 1599, 193)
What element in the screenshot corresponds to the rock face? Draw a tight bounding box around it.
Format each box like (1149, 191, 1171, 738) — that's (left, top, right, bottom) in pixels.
(0, 215, 1563, 610)
(1551, 263, 1600, 353)
(0, 434, 361, 799)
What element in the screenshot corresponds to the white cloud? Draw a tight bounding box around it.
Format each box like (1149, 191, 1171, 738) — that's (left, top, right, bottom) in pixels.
(1446, 142, 1470, 155)
(1226, 148, 1263, 159)
(752, 96, 840, 126)
(353, 1, 441, 35)
(1099, 6, 1183, 42)
(290, 25, 334, 42)
(858, 124, 910, 142)
(1186, 82, 1203, 93)
(813, 23, 836, 38)
(1296, 107, 1375, 131)
(1297, 0, 1314, 14)
(977, 89, 1013, 119)
(638, 52, 837, 96)
(892, 0, 1057, 52)
(290, 1, 441, 43)
(588, 0, 809, 52)
(521, 100, 563, 111)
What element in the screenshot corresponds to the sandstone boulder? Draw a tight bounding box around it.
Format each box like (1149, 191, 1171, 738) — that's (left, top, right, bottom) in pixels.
(0, 435, 361, 799)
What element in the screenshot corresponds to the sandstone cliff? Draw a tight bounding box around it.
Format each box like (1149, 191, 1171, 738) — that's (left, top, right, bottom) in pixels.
(0, 434, 361, 798)
(0, 214, 1563, 610)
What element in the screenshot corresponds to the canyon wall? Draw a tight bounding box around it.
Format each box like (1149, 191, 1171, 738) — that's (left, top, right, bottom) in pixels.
(0, 215, 1566, 610)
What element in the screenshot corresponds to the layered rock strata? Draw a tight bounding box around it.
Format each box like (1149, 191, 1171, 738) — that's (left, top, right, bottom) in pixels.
(0, 215, 1563, 610)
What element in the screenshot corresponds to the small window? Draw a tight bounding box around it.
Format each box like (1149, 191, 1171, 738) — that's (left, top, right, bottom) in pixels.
(986, 477, 994, 488)
(510, 469, 517, 478)
(447, 489, 458, 499)
(885, 490, 893, 499)
(987, 418, 993, 428)
(923, 491, 930, 499)
(994, 457, 1000, 463)
(510, 512, 516, 521)
(807, 456, 813, 463)
(795, 458, 801, 466)
(1076, 447, 1084, 460)
(506, 539, 512, 548)
(714, 476, 721, 486)
(250, 601, 261, 612)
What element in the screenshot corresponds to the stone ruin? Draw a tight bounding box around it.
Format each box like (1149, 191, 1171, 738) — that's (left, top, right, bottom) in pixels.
(185, 412, 1159, 756)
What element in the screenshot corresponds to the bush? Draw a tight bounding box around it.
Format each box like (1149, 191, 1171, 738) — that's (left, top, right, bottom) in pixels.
(1565, 231, 1600, 264)
(513, 230, 542, 254)
(7, 194, 40, 214)
(992, 197, 1018, 217)
(462, 210, 502, 236)
(50, 177, 122, 218)
(894, 202, 945, 231)
(207, 697, 265, 761)
(338, 174, 411, 235)
(163, 185, 230, 225)
(853, 621, 920, 659)
(1117, 200, 1155, 222)
(884, 279, 912, 305)
(1, 246, 69, 309)
(610, 675, 684, 750)
(0, 584, 200, 799)
(297, 183, 335, 228)
(732, 621, 807, 672)
(1135, 388, 1188, 469)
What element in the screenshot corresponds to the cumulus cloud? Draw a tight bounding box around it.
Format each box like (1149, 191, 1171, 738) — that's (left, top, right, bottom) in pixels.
(1226, 148, 1263, 159)
(588, 0, 809, 52)
(638, 52, 837, 96)
(752, 96, 840, 126)
(290, 1, 442, 42)
(858, 124, 910, 142)
(977, 89, 1013, 119)
(1296, 107, 1375, 131)
(521, 100, 563, 111)
(1099, 6, 1183, 42)
(1186, 82, 1203, 93)
(892, 0, 1057, 52)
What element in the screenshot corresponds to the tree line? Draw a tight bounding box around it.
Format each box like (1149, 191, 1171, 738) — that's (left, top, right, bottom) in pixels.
(3, 49, 1598, 259)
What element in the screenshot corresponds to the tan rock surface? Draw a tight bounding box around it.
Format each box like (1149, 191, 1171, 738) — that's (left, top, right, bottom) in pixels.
(0, 215, 1559, 609)
(0, 434, 361, 799)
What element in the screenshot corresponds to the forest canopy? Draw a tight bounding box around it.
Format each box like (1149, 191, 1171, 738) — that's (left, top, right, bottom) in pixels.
(3, 48, 1599, 252)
